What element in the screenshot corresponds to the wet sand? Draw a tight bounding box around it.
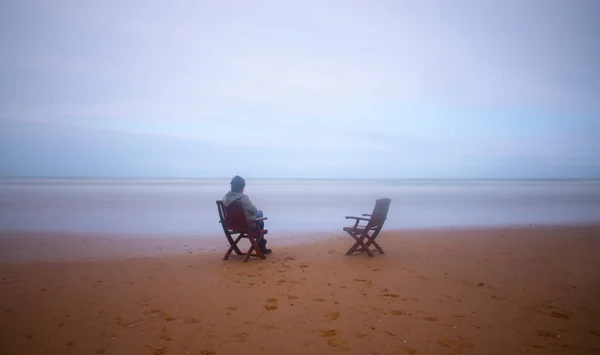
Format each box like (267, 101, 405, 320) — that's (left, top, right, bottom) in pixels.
(1, 225, 599, 354)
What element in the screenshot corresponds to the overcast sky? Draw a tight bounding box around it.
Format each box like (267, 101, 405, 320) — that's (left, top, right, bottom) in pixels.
(1, 0, 599, 178)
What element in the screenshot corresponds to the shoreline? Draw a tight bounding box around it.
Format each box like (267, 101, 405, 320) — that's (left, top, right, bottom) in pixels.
(2, 222, 600, 264)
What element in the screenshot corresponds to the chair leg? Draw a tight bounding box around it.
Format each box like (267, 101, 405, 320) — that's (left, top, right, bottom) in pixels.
(244, 236, 265, 262)
(346, 234, 368, 256)
(363, 240, 374, 257)
(364, 235, 384, 255)
(369, 240, 385, 254)
(224, 235, 245, 260)
(345, 236, 359, 255)
(346, 232, 380, 257)
(345, 232, 358, 253)
(243, 246, 252, 262)
(232, 235, 244, 254)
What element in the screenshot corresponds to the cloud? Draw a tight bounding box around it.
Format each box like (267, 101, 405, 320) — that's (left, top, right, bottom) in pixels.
(3, 0, 599, 115)
(0, 0, 599, 177)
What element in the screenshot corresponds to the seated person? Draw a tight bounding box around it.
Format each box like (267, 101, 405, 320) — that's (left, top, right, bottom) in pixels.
(222, 175, 272, 254)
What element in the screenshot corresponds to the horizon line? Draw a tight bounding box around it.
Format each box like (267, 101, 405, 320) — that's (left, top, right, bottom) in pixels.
(1, 176, 599, 181)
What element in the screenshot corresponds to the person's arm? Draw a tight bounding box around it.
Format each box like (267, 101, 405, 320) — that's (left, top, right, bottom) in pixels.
(241, 195, 258, 217)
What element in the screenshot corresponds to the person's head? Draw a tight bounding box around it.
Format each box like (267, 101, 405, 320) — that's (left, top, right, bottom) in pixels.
(230, 175, 246, 193)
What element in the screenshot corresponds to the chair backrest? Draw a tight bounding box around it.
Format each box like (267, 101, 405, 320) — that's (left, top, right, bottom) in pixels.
(216, 200, 227, 224)
(224, 200, 252, 232)
(366, 198, 391, 230)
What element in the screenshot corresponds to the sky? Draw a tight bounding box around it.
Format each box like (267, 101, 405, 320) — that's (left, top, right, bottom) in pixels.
(1, 0, 599, 178)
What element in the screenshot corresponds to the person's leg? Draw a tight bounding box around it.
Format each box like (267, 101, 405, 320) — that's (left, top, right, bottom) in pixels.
(255, 210, 271, 253)
(256, 210, 265, 230)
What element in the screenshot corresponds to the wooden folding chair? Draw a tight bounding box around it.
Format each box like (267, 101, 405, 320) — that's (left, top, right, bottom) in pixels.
(216, 200, 269, 262)
(344, 198, 391, 257)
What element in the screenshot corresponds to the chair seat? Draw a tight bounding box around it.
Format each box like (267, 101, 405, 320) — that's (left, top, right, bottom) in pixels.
(343, 226, 362, 233)
(343, 226, 371, 233)
(230, 229, 268, 235)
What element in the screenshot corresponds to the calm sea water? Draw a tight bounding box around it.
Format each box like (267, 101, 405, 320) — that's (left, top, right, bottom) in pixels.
(0, 178, 599, 236)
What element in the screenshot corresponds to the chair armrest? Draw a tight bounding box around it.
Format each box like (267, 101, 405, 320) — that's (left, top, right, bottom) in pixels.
(362, 213, 372, 216)
(345, 216, 370, 221)
(253, 217, 268, 222)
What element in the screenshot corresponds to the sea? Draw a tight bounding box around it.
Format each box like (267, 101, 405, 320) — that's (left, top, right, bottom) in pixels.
(0, 178, 599, 237)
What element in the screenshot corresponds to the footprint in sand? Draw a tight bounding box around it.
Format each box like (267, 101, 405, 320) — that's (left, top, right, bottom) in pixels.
(115, 309, 176, 328)
(390, 310, 411, 316)
(525, 304, 573, 320)
(147, 309, 175, 321)
(158, 333, 171, 341)
(384, 331, 397, 337)
(436, 337, 474, 351)
(382, 293, 400, 298)
(327, 312, 340, 320)
(234, 333, 250, 342)
(535, 330, 559, 338)
(237, 272, 262, 278)
(548, 311, 571, 319)
(321, 330, 338, 337)
(423, 316, 438, 321)
(265, 298, 278, 310)
(521, 345, 545, 351)
(150, 347, 167, 355)
(320, 329, 348, 349)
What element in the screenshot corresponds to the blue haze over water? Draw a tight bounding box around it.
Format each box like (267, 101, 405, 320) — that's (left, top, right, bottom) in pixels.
(0, 178, 599, 237)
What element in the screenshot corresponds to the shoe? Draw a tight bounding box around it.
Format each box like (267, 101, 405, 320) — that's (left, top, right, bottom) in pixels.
(262, 248, 272, 255)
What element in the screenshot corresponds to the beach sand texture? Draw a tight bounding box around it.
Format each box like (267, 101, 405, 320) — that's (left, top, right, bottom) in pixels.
(1, 225, 600, 354)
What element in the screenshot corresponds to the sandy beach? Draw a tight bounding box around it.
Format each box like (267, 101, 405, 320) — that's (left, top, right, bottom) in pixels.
(1, 225, 599, 355)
